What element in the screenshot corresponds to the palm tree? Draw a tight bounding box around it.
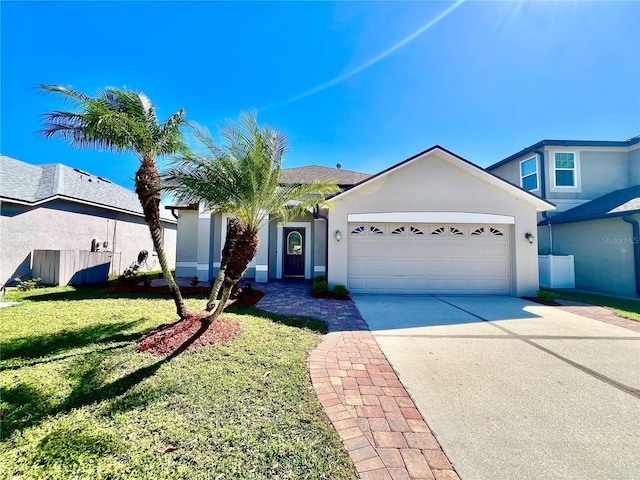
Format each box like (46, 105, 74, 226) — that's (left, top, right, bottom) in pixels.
(39, 85, 190, 319)
(164, 112, 339, 322)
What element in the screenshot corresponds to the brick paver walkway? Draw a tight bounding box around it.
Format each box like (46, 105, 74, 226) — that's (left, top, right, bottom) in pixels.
(257, 281, 459, 480)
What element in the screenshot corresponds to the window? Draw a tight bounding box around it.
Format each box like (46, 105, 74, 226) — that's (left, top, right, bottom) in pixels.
(287, 231, 302, 255)
(554, 152, 576, 187)
(520, 157, 538, 191)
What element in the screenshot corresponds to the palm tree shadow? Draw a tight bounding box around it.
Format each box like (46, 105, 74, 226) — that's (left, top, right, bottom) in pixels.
(2, 319, 210, 440)
(1, 320, 147, 365)
(228, 306, 327, 333)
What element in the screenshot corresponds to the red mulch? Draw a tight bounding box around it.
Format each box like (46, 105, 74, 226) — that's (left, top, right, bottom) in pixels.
(230, 289, 265, 307)
(138, 312, 242, 356)
(522, 296, 562, 306)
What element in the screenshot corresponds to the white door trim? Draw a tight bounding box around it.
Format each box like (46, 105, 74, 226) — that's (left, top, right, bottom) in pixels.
(276, 221, 311, 279)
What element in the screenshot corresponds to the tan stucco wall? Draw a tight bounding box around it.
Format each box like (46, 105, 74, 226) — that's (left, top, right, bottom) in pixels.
(327, 150, 543, 296)
(548, 216, 638, 298)
(0, 199, 176, 285)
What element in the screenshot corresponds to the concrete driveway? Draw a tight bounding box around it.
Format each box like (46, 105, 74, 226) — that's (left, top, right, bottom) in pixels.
(352, 295, 640, 480)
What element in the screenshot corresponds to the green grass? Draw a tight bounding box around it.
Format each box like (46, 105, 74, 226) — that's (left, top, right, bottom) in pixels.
(0, 286, 356, 479)
(549, 289, 640, 322)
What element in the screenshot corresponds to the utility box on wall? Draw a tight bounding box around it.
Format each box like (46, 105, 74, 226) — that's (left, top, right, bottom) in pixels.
(538, 254, 575, 289)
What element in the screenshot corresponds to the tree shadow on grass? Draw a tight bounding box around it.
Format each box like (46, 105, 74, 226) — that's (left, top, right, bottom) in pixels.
(13, 284, 209, 303)
(1, 319, 209, 441)
(227, 306, 327, 334)
(1, 320, 147, 365)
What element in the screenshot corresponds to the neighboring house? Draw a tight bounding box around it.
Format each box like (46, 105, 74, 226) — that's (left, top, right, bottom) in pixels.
(487, 136, 640, 297)
(169, 147, 553, 297)
(0, 155, 177, 285)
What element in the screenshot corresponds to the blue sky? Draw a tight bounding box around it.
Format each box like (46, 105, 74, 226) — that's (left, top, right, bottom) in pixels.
(2, 1, 639, 192)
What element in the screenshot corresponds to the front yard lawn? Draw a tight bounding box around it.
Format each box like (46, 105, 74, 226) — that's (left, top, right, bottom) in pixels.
(0, 286, 356, 479)
(550, 289, 640, 322)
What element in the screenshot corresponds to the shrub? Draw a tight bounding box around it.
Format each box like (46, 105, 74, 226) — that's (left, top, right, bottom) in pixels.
(332, 284, 349, 299)
(13, 276, 41, 291)
(190, 276, 200, 287)
(311, 276, 329, 295)
(535, 289, 559, 303)
(119, 262, 140, 285)
(141, 274, 152, 288)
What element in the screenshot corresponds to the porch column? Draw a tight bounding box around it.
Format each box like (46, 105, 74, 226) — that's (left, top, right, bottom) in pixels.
(254, 220, 269, 283)
(313, 217, 327, 278)
(174, 209, 199, 278)
(196, 205, 212, 281)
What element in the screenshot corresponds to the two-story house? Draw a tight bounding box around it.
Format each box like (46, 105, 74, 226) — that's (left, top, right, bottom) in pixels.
(487, 137, 640, 298)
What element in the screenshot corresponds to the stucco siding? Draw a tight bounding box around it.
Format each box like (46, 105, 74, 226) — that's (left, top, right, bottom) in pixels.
(630, 147, 640, 184)
(544, 147, 637, 211)
(327, 150, 543, 296)
(175, 210, 199, 278)
(549, 216, 638, 297)
(0, 199, 176, 285)
(488, 162, 521, 189)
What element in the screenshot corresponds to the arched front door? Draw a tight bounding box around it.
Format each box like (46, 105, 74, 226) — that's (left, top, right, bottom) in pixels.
(283, 227, 305, 277)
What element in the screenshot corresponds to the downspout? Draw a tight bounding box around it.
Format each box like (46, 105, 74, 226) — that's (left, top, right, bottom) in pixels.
(313, 205, 329, 279)
(536, 148, 553, 255)
(622, 216, 640, 297)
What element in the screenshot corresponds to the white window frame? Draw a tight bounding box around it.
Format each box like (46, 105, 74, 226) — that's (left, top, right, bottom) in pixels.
(519, 155, 539, 192)
(550, 150, 581, 192)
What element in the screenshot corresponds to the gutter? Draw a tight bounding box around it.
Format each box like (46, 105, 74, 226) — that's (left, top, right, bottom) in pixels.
(622, 216, 640, 297)
(313, 205, 329, 279)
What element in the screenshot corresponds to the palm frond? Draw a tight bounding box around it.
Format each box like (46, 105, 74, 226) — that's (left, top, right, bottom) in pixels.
(163, 111, 339, 234)
(38, 84, 189, 163)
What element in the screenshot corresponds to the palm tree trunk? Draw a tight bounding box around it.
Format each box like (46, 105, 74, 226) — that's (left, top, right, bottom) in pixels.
(205, 225, 259, 322)
(205, 217, 240, 312)
(136, 160, 189, 319)
(206, 268, 225, 311)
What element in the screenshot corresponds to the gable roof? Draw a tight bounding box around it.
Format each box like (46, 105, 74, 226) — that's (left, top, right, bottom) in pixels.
(542, 186, 640, 225)
(0, 155, 176, 222)
(487, 135, 640, 171)
(280, 165, 371, 189)
(331, 145, 555, 211)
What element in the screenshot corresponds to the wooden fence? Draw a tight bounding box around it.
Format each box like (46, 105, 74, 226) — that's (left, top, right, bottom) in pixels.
(32, 250, 113, 286)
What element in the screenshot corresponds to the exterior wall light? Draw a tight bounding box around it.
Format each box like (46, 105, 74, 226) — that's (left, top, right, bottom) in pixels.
(525, 232, 535, 244)
(335, 230, 342, 242)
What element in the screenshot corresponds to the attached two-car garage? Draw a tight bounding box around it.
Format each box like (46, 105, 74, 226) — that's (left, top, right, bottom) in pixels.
(347, 222, 512, 294)
(327, 146, 554, 297)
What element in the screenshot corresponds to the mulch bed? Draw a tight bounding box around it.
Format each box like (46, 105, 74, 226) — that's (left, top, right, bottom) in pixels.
(522, 296, 562, 306)
(138, 312, 243, 356)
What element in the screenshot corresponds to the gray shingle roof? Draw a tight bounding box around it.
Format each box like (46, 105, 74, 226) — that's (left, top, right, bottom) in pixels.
(543, 186, 640, 225)
(280, 165, 371, 188)
(0, 155, 175, 222)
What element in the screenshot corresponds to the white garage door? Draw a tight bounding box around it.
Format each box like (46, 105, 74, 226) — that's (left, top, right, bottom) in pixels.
(348, 223, 511, 294)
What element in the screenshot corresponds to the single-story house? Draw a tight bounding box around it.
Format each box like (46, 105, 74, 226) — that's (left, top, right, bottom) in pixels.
(169, 146, 554, 297)
(0, 154, 177, 285)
